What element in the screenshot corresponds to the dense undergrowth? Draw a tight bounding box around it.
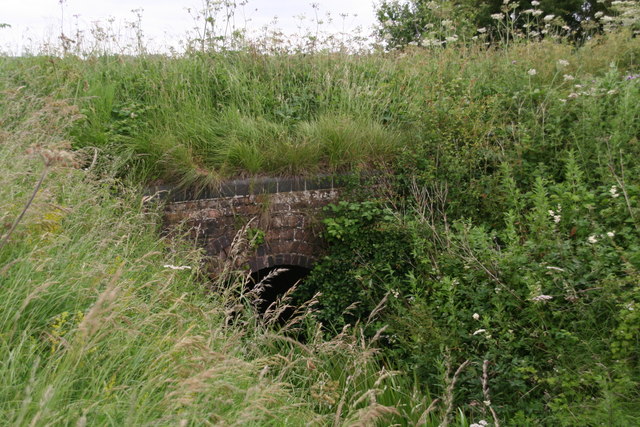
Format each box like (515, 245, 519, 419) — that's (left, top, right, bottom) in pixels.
(0, 85, 431, 425)
(2, 4, 640, 425)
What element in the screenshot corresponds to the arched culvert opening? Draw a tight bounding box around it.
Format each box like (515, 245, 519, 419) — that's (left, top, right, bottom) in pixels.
(249, 265, 310, 320)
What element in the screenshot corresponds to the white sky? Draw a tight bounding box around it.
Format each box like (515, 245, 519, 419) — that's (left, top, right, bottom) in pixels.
(0, 0, 378, 53)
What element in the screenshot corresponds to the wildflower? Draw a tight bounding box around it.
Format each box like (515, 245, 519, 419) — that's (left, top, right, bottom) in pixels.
(607, 89, 617, 95)
(531, 0, 540, 6)
(558, 59, 569, 67)
(491, 13, 505, 20)
(563, 74, 575, 81)
(441, 19, 453, 27)
(531, 294, 553, 302)
(473, 329, 487, 336)
(473, 313, 480, 320)
(470, 421, 489, 427)
(522, 9, 535, 14)
(532, 10, 543, 16)
(544, 14, 556, 22)
(477, 27, 487, 33)
(610, 185, 620, 198)
(548, 209, 555, 216)
(568, 92, 579, 98)
(554, 215, 561, 223)
(602, 16, 614, 23)
(607, 231, 615, 238)
(625, 74, 640, 80)
(587, 235, 598, 244)
(528, 68, 537, 76)
(164, 264, 192, 270)
(445, 35, 459, 42)
(595, 11, 604, 19)
(421, 38, 441, 47)
(562, 25, 571, 31)
(559, 98, 567, 103)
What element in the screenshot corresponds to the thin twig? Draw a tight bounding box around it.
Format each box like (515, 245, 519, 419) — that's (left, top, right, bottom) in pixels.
(440, 358, 470, 427)
(87, 147, 98, 171)
(0, 162, 48, 252)
(610, 150, 637, 230)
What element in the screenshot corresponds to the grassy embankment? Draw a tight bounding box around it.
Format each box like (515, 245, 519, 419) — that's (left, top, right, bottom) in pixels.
(1, 25, 640, 425)
(2, 30, 636, 188)
(0, 83, 429, 424)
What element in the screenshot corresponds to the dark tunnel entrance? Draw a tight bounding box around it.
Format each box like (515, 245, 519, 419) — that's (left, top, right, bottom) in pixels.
(249, 265, 310, 318)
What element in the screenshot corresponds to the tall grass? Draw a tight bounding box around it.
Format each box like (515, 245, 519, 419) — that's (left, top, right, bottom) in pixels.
(2, 7, 640, 424)
(0, 84, 459, 425)
(1, 29, 637, 189)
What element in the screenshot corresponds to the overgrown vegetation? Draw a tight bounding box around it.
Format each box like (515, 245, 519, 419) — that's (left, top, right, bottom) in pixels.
(2, 0, 640, 425)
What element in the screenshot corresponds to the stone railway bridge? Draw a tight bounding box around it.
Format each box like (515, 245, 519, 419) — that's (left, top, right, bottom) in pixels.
(159, 175, 348, 281)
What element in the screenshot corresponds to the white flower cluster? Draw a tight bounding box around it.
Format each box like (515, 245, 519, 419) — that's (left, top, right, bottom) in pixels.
(470, 421, 489, 427)
(610, 185, 620, 198)
(588, 231, 616, 244)
(548, 205, 562, 224)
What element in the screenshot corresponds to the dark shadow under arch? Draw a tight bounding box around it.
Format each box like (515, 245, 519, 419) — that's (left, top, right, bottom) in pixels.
(249, 265, 310, 316)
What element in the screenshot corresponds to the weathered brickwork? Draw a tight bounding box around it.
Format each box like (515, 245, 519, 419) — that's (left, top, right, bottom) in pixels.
(162, 177, 342, 275)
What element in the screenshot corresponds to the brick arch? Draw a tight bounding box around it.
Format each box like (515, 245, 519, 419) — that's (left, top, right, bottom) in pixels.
(247, 237, 318, 274)
(247, 252, 315, 273)
(161, 176, 341, 276)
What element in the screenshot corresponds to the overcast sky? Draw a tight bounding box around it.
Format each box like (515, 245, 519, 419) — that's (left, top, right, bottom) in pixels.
(1, 0, 378, 53)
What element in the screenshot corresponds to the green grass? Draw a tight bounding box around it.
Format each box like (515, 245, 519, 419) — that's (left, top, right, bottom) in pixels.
(1, 30, 637, 190)
(2, 22, 640, 425)
(0, 89, 438, 425)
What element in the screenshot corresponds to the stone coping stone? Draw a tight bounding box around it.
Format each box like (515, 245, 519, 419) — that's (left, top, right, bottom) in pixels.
(146, 173, 372, 203)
